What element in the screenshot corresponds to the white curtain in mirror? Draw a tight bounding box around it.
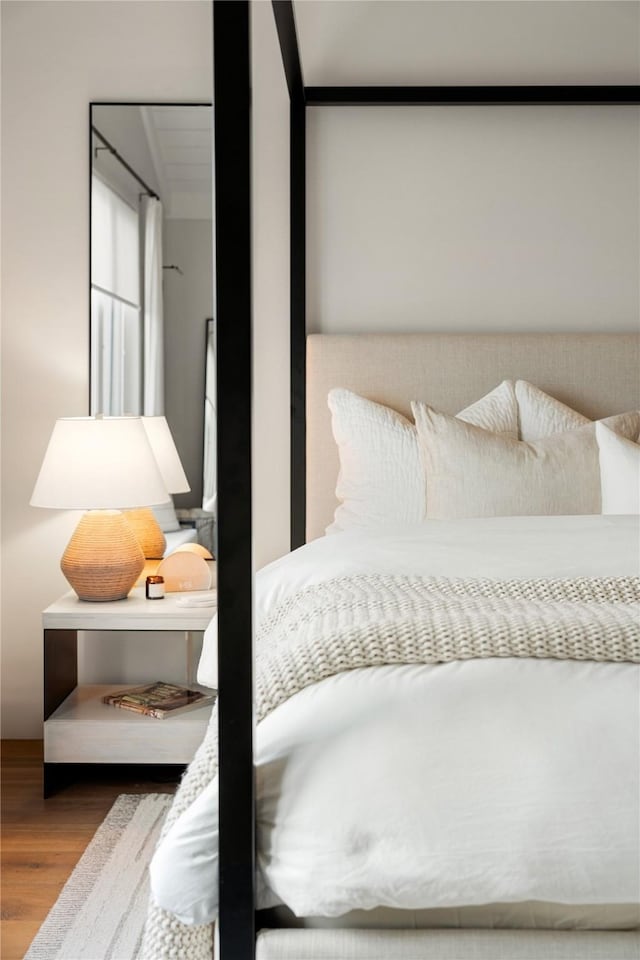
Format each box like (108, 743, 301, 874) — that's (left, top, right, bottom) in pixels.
(90, 174, 141, 415)
(203, 318, 216, 513)
(142, 196, 165, 416)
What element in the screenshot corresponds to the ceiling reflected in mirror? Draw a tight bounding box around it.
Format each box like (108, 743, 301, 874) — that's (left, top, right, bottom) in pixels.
(92, 104, 212, 218)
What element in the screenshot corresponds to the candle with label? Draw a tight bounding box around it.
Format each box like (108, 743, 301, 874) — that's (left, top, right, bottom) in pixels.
(145, 575, 165, 599)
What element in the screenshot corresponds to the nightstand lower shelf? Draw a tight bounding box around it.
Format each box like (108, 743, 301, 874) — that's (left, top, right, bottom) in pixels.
(45, 685, 214, 765)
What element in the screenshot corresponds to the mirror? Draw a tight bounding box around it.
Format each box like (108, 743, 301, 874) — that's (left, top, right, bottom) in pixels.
(90, 103, 214, 514)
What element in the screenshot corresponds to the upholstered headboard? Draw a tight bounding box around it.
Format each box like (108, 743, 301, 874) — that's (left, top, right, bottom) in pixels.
(306, 332, 640, 541)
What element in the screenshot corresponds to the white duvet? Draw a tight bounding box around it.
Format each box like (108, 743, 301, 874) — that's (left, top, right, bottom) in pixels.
(150, 515, 640, 926)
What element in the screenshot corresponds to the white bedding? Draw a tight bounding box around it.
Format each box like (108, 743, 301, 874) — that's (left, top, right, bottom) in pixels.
(151, 515, 640, 927)
(201, 514, 640, 689)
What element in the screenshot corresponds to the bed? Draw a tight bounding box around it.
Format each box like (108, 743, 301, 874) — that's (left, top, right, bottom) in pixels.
(142, 332, 640, 960)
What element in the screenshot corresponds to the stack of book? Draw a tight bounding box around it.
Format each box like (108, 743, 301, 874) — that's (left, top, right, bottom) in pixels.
(102, 681, 216, 719)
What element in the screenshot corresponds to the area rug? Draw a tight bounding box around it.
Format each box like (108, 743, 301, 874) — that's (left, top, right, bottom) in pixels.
(24, 793, 172, 960)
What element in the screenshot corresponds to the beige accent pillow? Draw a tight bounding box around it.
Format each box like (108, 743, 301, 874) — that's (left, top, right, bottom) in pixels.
(327, 382, 518, 532)
(412, 402, 640, 520)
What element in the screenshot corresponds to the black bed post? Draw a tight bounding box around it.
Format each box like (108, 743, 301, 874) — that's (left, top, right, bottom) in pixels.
(289, 79, 306, 551)
(272, 0, 306, 550)
(213, 2, 255, 958)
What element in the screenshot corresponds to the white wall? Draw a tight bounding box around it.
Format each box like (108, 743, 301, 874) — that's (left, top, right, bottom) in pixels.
(1, 0, 213, 738)
(296, 1, 639, 87)
(307, 105, 639, 333)
(303, 2, 639, 335)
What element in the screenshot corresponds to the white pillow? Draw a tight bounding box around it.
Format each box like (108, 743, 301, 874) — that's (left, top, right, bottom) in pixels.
(515, 380, 590, 440)
(596, 422, 640, 515)
(152, 498, 181, 533)
(515, 381, 640, 443)
(327, 381, 518, 533)
(412, 402, 640, 520)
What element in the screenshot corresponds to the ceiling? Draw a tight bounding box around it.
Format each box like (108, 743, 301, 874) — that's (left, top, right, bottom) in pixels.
(293, 1, 640, 87)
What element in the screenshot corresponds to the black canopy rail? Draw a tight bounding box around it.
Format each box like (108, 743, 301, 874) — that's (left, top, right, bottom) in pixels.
(272, 0, 306, 550)
(305, 84, 640, 106)
(212, 2, 640, 955)
(91, 125, 160, 200)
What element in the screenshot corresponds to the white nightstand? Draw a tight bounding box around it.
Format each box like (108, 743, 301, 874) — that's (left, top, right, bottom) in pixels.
(42, 584, 216, 797)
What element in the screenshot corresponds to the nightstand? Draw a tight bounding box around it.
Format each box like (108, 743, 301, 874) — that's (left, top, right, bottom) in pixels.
(42, 585, 216, 797)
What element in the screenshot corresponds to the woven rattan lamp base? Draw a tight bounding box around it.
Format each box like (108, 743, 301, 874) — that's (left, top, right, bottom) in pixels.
(124, 508, 167, 560)
(60, 511, 145, 601)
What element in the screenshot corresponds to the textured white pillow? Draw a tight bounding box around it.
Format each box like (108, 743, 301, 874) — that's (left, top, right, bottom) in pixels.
(596, 422, 640, 515)
(412, 402, 640, 520)
(515, 380, 590, 440)
(327, 382, 518, 533)
(516, 380, 640, 444)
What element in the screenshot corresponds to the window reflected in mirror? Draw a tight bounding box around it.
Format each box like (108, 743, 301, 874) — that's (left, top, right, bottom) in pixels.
(90, 103, 214, 515)
(91, 175, 142, 414)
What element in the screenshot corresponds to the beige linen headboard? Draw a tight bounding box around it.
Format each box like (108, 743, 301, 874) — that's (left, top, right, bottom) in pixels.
(306, 332, 640, 541)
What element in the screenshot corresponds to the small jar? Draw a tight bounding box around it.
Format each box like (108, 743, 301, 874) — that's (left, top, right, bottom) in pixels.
(145, 575, 165, 600)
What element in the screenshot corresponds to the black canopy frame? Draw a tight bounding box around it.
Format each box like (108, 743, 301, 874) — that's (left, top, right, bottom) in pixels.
(212, 3, 639, 957)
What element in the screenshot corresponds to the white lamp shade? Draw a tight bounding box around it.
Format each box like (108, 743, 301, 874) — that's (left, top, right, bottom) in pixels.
(31, 417, 169, 509)
(142, 416, 190, 494)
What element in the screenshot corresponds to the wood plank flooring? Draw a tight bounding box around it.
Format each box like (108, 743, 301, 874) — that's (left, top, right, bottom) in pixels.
(1, 740, 177, 960)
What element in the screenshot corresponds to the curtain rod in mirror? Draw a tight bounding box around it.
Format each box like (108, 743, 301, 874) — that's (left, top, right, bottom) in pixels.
(92, 125, 160, 200)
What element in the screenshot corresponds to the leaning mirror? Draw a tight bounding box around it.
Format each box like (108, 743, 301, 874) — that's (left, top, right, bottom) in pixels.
(90, 103, 215, 546)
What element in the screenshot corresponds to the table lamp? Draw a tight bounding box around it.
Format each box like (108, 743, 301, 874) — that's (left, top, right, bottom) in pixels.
(125, 416, 191, 559)
(31, 417, 169, 601)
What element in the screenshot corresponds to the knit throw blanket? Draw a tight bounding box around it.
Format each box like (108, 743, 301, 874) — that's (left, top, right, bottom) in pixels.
(141, 574, 640, 959)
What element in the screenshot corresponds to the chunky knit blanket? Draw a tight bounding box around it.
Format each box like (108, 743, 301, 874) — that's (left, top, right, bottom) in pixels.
(141, 574, 640, 959)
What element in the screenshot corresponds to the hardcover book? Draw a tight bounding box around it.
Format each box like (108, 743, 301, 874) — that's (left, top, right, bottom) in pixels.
(102, 681, 216, 719)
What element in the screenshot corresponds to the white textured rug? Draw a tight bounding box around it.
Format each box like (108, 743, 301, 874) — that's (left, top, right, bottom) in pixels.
(24, 793, 172, 960)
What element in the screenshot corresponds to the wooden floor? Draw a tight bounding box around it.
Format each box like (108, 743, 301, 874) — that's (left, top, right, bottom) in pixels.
(0, 740, 178, 960)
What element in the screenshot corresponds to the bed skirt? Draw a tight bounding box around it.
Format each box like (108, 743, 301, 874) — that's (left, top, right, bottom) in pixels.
(255, 928, 640, 960)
